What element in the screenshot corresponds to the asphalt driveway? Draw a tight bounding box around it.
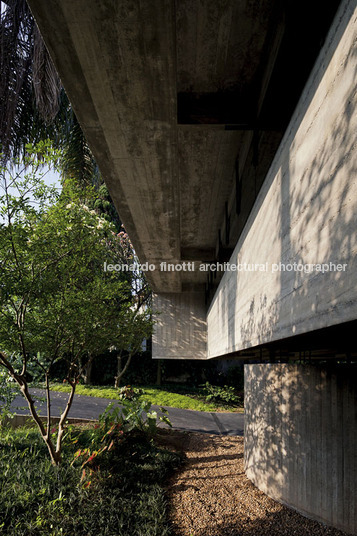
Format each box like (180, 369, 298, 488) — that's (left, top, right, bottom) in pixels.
(9, 388, 244, 436)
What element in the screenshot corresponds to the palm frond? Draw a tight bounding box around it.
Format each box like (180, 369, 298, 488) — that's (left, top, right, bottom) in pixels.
(0, 0, 34, 159)
(32, 23, 61, 123)
(0, 1, 105, 194)
(61, 114, 102, 186)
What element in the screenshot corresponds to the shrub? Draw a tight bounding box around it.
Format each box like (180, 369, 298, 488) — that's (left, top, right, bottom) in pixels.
(100, 399, 171, 436)
(0, 370, 20, 427)
(201, 382, 242, 406)
(117, 385, 143, 401)
(70, 398, 172, 487)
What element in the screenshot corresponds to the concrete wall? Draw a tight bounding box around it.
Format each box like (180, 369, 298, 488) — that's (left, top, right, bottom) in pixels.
(152, 292, 207, 359)
(207, 0, 357, 358)
(244, 363, 357, 534)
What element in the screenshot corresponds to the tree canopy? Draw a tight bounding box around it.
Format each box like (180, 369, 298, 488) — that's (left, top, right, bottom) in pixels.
(0, 144, 152, 464)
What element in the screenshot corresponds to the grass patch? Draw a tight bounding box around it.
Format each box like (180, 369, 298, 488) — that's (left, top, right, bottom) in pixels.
(0, 425, 182, 536)
(48, 383, 243, 412)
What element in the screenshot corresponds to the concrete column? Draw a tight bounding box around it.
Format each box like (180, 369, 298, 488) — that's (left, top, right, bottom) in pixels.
(244, 363, 357, 534)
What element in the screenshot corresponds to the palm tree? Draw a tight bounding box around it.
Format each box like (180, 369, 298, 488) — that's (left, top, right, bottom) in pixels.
(0, 0, 100, 187)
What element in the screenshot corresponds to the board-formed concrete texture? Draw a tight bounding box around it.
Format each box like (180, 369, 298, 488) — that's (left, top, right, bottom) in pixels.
(152, 292, 207, 360)
(206, 0, 357, 357)
(245, 364, 357, 534)
(27, 0, 357, 531)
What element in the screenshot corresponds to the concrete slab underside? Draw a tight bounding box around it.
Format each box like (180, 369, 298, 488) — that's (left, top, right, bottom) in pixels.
(152, 0, 357, 360)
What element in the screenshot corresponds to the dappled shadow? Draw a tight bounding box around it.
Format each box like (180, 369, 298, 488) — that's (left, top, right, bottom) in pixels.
(153, 292, 207, 360)
(172, 470, 245, 489)
(241, 8, 357, 533)
(183, 507, 350, 536)
(236, 0, 357, 350)
(167, 425, 351, 536)
(188, 452, 244, 464)
(244, 363, 357, 534)
(205, 7, 357, 531)
(206, 1, 357, 359)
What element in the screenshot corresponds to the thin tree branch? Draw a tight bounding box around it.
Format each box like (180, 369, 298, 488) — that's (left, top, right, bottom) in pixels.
(55, 380, 76, 458)
(45, 371, 51, 439)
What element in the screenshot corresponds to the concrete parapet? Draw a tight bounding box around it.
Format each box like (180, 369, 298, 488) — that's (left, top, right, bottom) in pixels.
(207, 0, 357, 358)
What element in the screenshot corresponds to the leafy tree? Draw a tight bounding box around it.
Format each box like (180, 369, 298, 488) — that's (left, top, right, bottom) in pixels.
(0, 144, 153, 464)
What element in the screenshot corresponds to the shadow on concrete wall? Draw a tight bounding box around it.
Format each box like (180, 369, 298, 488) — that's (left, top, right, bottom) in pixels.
(276, 27, 357, 341)
(153, 292, 207, 359)
(236, 0, 357, 349)
(244, 363, 357, 534)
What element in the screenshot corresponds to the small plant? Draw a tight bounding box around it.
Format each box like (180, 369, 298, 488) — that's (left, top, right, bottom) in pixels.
(71, 399, 172, 487)
(201, 382, 242, 406)
(123, 399, 171, 436)
(0, 423, 181, 535)
(101, 399, 171, 437)
(0, 370, 20, 427)
(72, 432, 120, 488)
(117, 385, 143, 401)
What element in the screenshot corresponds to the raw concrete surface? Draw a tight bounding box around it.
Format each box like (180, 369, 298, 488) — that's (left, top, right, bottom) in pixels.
(244, 363, 357, 535)
(207, 0, 357, 358)
(153, 292, 207, 360)
(26, 0, 355, 362)
(8, 388, 244, 436)
(27, 0, 339, 294)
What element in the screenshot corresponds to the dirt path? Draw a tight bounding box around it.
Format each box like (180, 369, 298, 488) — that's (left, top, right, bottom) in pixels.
(165, 432, 349, 536)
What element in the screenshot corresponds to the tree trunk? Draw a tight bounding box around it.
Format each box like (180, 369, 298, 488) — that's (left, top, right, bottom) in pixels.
(0, 352, 78, 466)
(55, 381, 76, 464)
(114, 353, 132, 388)
(114, 355, 122, 388)
(83, 358, 93, 384)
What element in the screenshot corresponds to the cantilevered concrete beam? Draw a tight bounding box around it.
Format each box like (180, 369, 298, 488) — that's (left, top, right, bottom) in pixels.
(29, 0, 182, 292)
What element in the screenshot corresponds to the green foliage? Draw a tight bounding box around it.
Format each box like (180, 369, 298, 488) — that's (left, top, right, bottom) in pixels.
(0, 369, 20, 426)
(140, 387, 218, 411)
(0, 1, 102, 189)
(0, 425, 181, 535)
(100, 399, 172, 437)
(0, 144, 153, 464)
(201, 382, 242, 406)
(69, 398, 172, 487)
(117, 385, 143, 401)
(50, 383, 222, 411)
(92, 183, 121, 231)
(0, 143, 152, 370)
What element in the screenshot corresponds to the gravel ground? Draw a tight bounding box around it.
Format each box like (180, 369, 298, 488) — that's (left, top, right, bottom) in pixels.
(163, 432, 350, 536)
